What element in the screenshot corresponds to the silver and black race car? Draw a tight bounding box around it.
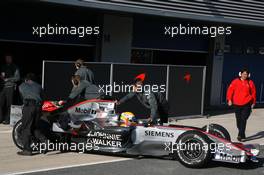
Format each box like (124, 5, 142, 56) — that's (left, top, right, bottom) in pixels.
(12, 99, 260, 168)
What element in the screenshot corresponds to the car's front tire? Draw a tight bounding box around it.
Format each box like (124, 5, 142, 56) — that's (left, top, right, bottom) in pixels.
(202, 124, 231, 141)
(175, 130, 212, 168)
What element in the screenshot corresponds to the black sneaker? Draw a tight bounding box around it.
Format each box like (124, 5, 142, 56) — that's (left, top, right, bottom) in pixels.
(41, 140, 49, 154)
(237, 136, 242, 142)
(2, 121, 9, 125)
(241, 137, 246, 142)
(17, 150, 32, 156)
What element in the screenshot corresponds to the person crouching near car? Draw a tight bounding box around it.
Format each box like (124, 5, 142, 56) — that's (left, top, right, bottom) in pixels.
(226, 68, 256, 142)
(117, 77, 169, 125)
(58, 75, 102, 113)
(18, 73, 47, 156)
(58, 75, 103, 130)
(68, 75, 102, 101)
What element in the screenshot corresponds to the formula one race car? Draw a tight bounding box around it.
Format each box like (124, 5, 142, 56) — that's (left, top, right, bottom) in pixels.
(12, 99, 260, 168)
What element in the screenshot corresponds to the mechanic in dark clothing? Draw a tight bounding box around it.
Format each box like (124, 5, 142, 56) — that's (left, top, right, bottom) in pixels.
(118, 78, 169, 125)
(74, 59, 95, 84)
(18, 73, 47, 156)
(0, 54, 20, 124)
(69, 75, 101, 100)
(59, 75, 101, 112)
(58, 75, 102, 130)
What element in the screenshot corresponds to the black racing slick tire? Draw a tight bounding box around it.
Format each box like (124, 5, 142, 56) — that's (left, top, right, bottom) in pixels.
(202, 124, 231, 141)
(12, 119, 24, 150)
(175, 130, 212, 168)
(12, 119, 44, 151)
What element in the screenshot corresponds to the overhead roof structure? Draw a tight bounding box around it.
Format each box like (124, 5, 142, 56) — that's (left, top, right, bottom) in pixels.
(41, 0, 264, 27)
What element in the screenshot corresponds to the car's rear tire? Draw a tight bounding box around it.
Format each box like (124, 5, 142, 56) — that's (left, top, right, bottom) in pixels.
(202, 124, 231, 141)
(12, 119, 24, 150)
(12, 119, 39, 151)
(175, 130, 212, 168)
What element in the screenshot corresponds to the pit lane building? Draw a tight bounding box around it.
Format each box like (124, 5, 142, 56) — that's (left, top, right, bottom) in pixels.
(0, 0, 264, 109)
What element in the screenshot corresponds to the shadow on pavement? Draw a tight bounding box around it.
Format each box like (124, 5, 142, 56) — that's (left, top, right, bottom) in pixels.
(135, 156, 264, 170)
(41, 150, 264, 170)
(245, 131, 264, 142)
(204, 106, 235, 117)
(204, 104, 264, 117)
(207, 158, 264, 169)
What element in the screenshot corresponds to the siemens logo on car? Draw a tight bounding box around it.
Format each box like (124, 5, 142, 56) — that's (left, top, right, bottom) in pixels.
(145, 130, 174, 138)
(75, 107, 90, 113)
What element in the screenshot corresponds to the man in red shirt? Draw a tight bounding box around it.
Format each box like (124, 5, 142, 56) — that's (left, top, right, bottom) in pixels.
(226, 68, 256, 142)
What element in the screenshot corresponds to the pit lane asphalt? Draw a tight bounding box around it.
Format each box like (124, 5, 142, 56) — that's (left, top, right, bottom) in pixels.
(13, 156, 264, 175)
(2, 108, 264, 175)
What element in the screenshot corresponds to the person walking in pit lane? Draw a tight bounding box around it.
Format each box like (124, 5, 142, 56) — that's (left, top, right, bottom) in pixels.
(227, 68, 256, 142)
